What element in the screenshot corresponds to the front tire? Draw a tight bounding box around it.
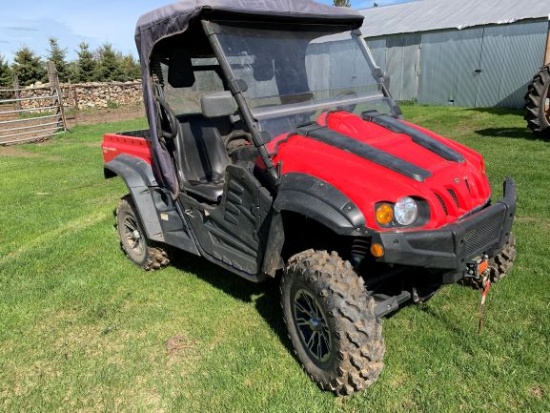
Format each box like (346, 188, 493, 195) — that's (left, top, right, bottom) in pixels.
(281, 250, 384, 395)
(116, 195, 169, 270)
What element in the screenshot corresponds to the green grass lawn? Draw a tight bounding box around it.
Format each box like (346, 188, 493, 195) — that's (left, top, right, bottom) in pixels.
(0, 106, 549, 412)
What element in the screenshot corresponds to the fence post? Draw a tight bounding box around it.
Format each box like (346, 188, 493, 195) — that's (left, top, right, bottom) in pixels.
(47, 61, 67, 131)
(13, 75, 21, 112)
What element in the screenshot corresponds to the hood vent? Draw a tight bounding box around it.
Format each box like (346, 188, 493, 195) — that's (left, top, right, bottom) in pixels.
(465, 178, 471, 195)
(435, 193, 448, 216)
(447, 188, 459, 208)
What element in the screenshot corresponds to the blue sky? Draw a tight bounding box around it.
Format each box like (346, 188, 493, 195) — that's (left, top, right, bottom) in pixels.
(0, 0, 409, 63)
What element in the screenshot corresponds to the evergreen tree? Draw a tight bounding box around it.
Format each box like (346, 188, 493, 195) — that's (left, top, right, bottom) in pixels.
(120, 54, 141, 81)
(0, 54, 12, 87)
(94, 43, 124, 82)
(11, 47, 47, 86)
(75, 42, 96, 82)
(333, 0, 351, 6)
(47, 37, 69, 82)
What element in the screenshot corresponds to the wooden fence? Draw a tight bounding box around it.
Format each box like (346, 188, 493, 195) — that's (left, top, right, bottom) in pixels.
(0, 62, 67, 146)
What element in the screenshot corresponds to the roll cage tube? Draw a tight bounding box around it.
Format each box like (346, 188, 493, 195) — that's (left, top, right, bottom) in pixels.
(202, 20, 279, 186)
(353, 28, 402, 118)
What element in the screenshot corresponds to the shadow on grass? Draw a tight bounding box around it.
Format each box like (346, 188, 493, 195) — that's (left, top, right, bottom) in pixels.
(468, 107, 523, 117)
(475, 127, 539, 140)
(168, 250, 291, 351)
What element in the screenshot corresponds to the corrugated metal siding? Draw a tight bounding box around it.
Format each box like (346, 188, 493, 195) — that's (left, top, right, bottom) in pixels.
(410, 20, 549, 108)
(489, 21, 547, 107)
(385, 35, 421, 101)
(366, 38, 387, 73)
(417, 31, 460, 105)
(367, 35, 420, 101)
(419, 28, 484, 106)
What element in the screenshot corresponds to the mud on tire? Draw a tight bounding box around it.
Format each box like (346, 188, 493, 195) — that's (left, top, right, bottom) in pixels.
(281, 249, 384, 395)
(488, 233, 516, 283)
(116, 195, 169, 271)
(524, 64, 550, 137)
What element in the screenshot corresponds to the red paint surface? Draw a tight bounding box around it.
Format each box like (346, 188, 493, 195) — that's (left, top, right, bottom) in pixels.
(101, 134, 152, 164)
(266, 111, 491, 230)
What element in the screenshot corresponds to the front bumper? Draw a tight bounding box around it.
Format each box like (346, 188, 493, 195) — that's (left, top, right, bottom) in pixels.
(371, 178, 516, 272)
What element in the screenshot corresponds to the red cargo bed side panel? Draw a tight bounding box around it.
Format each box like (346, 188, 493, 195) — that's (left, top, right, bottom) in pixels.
(101, 133, 152, 164)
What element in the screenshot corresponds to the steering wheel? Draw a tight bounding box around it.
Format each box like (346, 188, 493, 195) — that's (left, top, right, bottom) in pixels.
(156, 96, 179, 140)
(224, 129, 252, 151)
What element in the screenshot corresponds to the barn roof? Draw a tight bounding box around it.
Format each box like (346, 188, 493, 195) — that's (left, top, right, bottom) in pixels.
(359, 0, 550, 38)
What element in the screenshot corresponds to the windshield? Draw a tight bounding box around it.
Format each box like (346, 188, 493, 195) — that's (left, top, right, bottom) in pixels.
(216, 23, 395, 141)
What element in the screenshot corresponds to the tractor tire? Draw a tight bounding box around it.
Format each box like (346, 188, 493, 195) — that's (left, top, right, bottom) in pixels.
(281, 249, 384, 395)
(460, 233, 517, 290)
(116, 195, 169, 271)
(524, 64, 550, 137)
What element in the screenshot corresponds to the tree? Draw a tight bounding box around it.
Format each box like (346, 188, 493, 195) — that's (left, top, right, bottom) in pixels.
(74, 42, 96, 82)
(333, 0, 351, 6)
(0, 54, 12, 87)
(11, 47, 47, 86)
(120, 54, 141, 81)
(47, 37, 69, 82)
(94, 43, 124, 82)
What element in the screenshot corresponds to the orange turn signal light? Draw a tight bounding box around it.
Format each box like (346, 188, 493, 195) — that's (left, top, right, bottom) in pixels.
(376, 203, 394, 226)
(370, 243, 385, 258)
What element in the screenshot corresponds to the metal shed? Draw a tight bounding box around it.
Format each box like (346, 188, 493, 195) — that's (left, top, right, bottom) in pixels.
(360, 0, 550, 108)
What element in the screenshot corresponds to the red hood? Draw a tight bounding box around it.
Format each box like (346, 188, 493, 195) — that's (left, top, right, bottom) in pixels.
(267, 112, 491, 230)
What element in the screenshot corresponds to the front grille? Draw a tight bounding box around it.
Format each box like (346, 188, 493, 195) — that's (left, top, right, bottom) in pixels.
(463, 209, 505, 256)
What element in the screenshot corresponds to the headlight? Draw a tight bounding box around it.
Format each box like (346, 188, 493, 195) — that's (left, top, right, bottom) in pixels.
(394, 197, 418, 226)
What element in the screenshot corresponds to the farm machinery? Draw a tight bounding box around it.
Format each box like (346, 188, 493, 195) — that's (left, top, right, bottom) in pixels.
(101, 0, 516, 395)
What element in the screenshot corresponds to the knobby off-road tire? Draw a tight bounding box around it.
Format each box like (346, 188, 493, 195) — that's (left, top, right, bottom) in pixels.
(461, 233, 517, 290)
(281, 250, 385, 395)
(524, 64, 550, 137)
(116, 195, 169, 271)
(488, 233, 516, 283)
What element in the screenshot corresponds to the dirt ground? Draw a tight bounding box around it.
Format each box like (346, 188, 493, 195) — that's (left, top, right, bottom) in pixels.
(66, 105, 145, 128)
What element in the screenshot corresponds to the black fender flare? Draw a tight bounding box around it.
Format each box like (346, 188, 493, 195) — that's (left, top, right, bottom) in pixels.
(262, 173, 367, 276)
(104, 154, 165, 242)
(273, 173, 366, 235)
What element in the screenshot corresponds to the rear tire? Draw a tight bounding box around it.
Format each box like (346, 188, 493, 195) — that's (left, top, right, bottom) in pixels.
(116, 195, 169, 270)
(524, 64, 550, 137)
(281, 250, 384, 395)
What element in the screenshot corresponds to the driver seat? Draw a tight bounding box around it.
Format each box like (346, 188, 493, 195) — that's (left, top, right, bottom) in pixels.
(179, 115, 231, 203)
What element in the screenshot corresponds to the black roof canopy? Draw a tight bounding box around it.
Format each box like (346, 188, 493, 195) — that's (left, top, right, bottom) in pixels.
(135, 0, 364, 63)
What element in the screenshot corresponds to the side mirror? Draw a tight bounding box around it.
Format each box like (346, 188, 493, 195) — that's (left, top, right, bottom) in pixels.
(201, 91, 238, 118)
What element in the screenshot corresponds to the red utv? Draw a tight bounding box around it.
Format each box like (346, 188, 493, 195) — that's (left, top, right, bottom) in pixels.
(101, 0, 516, 395)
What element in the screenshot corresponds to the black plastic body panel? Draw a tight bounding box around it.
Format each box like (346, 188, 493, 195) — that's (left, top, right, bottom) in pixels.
(104, 154, 199, 254)
(273, 173, 366, 236)
(371, 178, 516, 271)
(181, 164, 272, 281)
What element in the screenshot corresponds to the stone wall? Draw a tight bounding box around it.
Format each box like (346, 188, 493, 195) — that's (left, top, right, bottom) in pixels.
(19, 81, 143, 110)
